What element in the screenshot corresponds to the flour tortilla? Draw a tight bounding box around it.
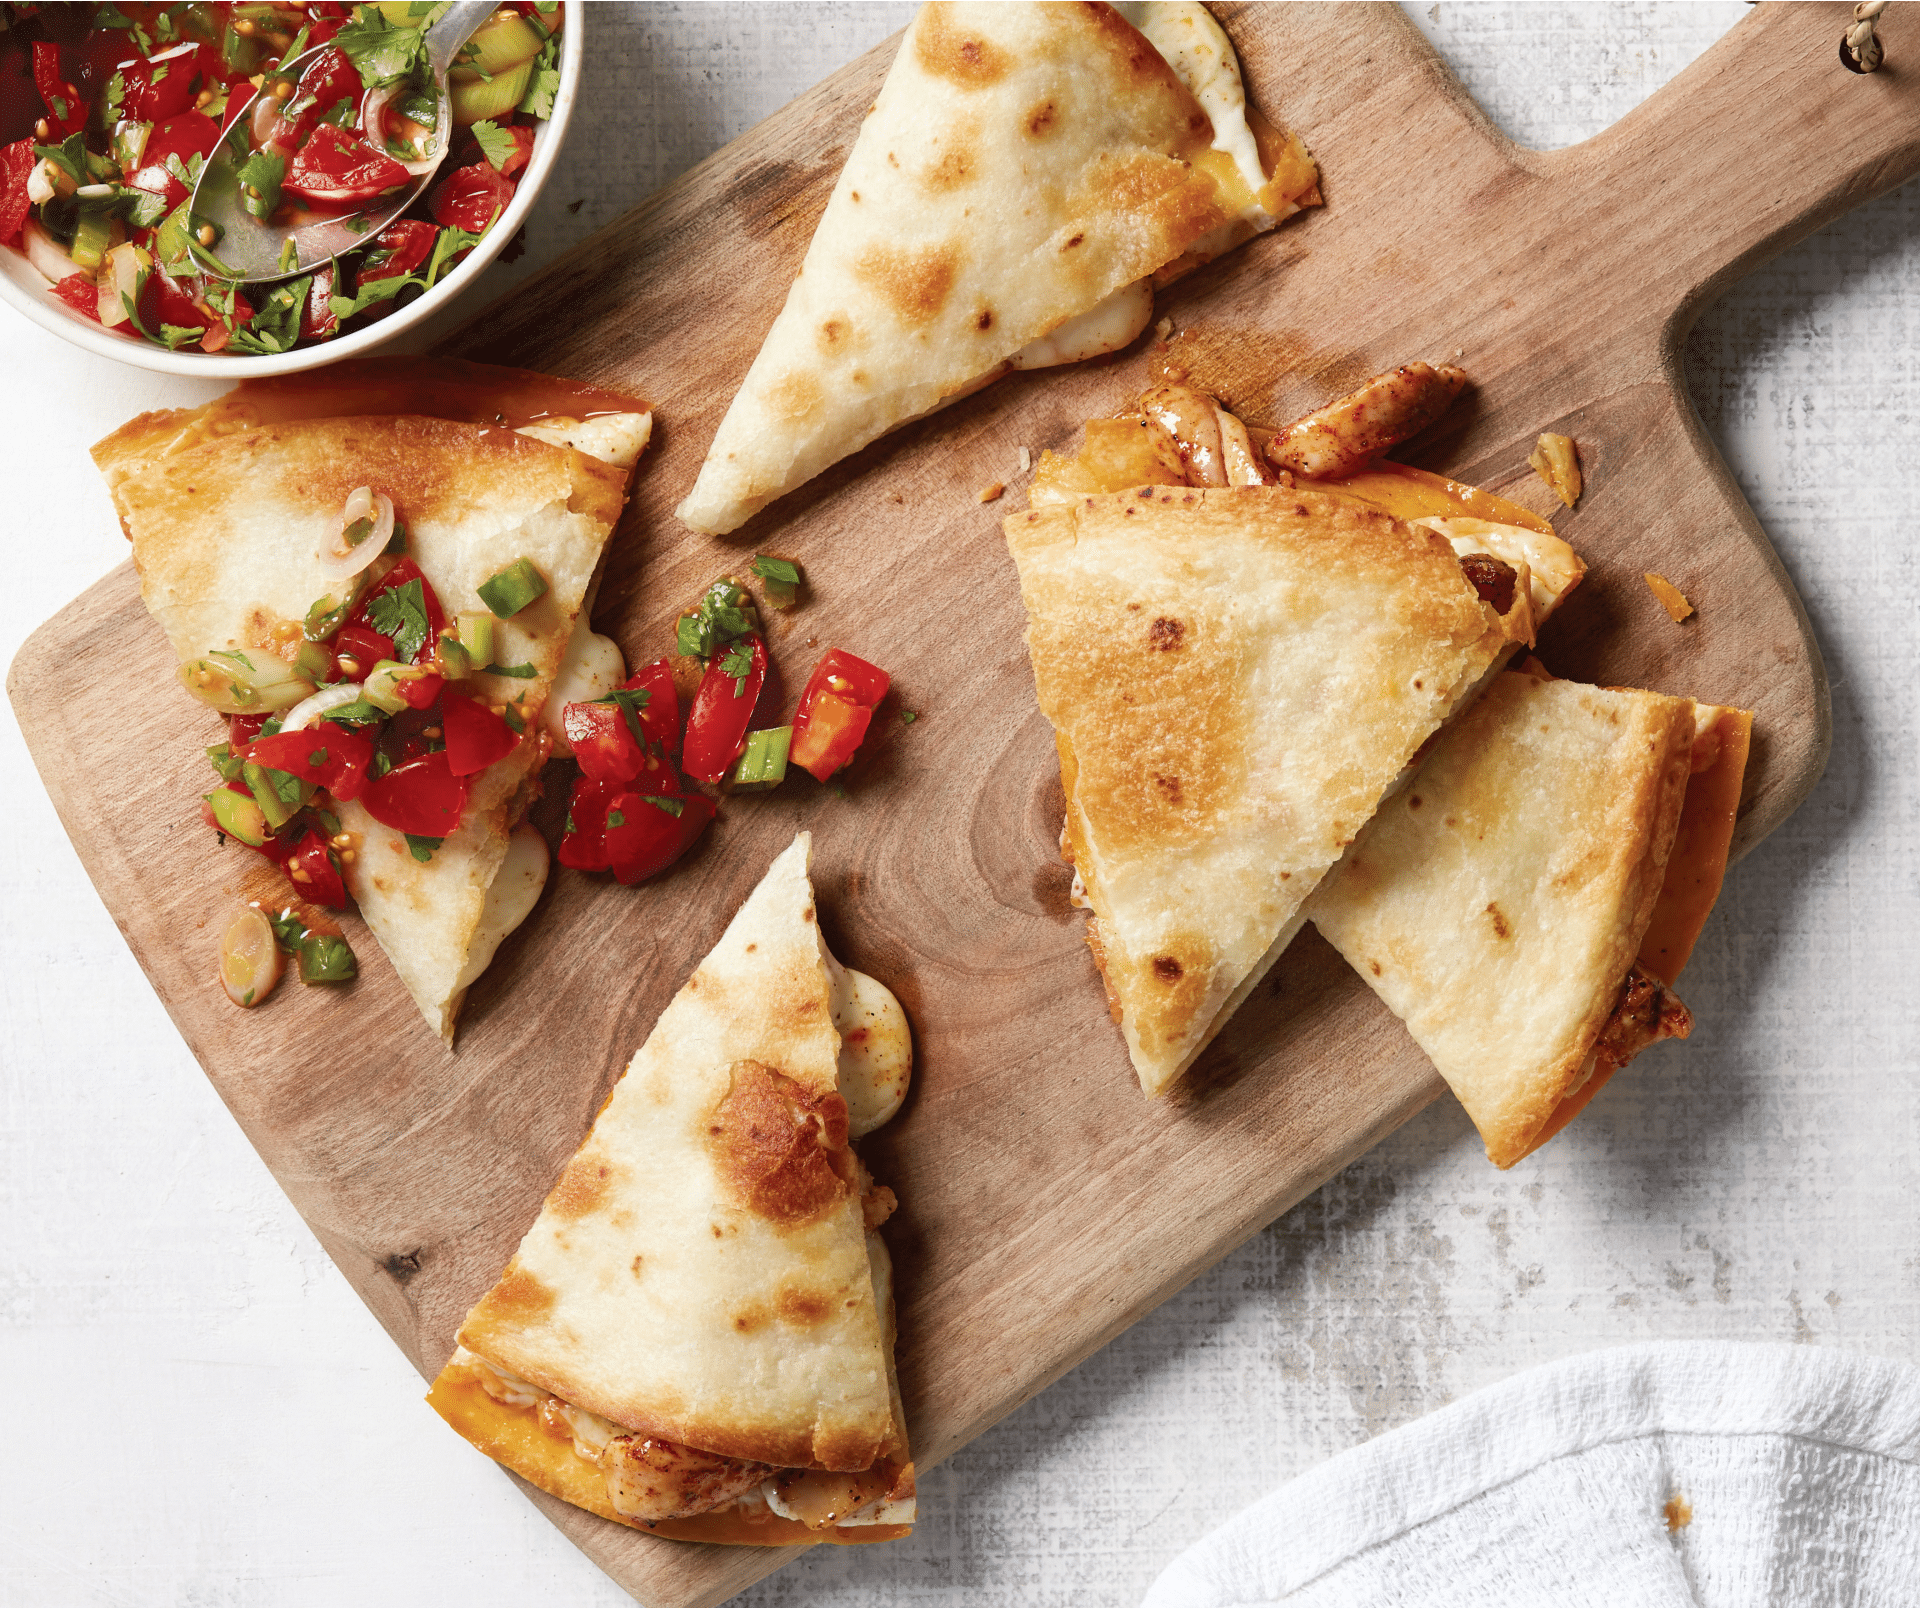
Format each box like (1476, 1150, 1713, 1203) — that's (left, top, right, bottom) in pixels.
(676, 0, 1318, 534)
(104, 409, 640, 1040)
(433, 835, 913, 1540)
(1005, 484, 1533, 1096)
(1307, 672, 1698, 1166)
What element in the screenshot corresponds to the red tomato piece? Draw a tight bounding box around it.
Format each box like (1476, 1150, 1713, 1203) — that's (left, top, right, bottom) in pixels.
(623, 657, 681, 756)
(2, 139, 39, 247)
(362, 751, 469, 837)
(557, 776, 621, 872)
(229, 714, 269, 746)
(302, 261, 337, 342)
(284, 123, 411, 206)
(360, 217, 436, 281)
(492, 124, 535, 177)
(32, 42, 86, 138)
(564, 699, 644, 784)
(348, 559, 447, 665)
(118, 50, 201, 123)
(49, 273, 100, 322)
(128, 161, 189, 210)
(330, 623, 394, 676)
(442, 693, 520, 777)
(396, 671, 444, 710)
(680, 636, 767, 785)
(603, 792, 717, 886)
(282, 828, 349, 909)
(144, 110, 219, 175)
(256, 47, 362, 152)
(429, 159, 515, 232)
(242, 728, 376, 803)
(144, 270, 219, 338)
(789, 648, 891, 781)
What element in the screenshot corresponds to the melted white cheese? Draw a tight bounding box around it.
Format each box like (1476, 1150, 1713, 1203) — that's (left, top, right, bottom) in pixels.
(541, 617, 628, 755)
(822, 950, 913, 1139)
(1116, 1, 1266, 200)
(514, 412, 654, 470)
(1010, 278, 1155, 371)
(1415, 517, 1581, 620)
(453, 825, 549, 992)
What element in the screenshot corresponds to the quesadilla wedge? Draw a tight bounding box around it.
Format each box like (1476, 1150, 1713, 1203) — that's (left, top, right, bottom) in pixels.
(1006, 483, 1547, 1097)
(676, 0, 1319, 534)
(96, 360, 653, 1041)
(428, 834, 917, 1546)
(1307, 665, 1752, 1167)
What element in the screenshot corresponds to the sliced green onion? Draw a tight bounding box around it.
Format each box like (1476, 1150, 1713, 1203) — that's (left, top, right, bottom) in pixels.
(297, 932, 357, 984)
(456, 610, 495, 665)
(280, 681, 368, 734)
(451, 58, 533, 126)
(727, 726, 792, 791)
(179, 651, 313, 714)
(483, 660, 537, 678)
(204, 787, 268, 846)
(477, 557, 548, 618)
(304, 572, 371, 642)
(220, 905, 284, 1007)
(451, 11, 544, 80)
(206, 742, 246, 783)
(68, 202, 114, 271)
(363, 659, 420, 715)
(241, 761, 309, 831)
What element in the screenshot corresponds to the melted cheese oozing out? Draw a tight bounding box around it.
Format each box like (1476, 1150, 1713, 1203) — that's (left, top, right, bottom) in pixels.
(514, 412, 654, 470)
(1115, 1, 1266, 201)
(453, 824, 549, 992)
(1417, 517, 1579, 619)
(541, 617, 628, 755)
(1010, 279, 1155, 371)
(822, 949, 913, 1139)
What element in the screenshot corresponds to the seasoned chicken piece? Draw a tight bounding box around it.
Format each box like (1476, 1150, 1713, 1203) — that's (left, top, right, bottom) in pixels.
(1138, 384, 1231, 486)
(1265, 362, 1468, 478)
(601, 1434, 775, 1524)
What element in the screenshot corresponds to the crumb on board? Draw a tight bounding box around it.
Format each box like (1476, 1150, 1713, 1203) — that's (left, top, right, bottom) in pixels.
(1154, 315, 1174, 341)
(978, 482, 1005, 503)
(1645, 572, 1694, 623)
(1664, 1493, 1693, 1532)
(1529, 432, 1582, 507)
(1019, 446, 1032, 473)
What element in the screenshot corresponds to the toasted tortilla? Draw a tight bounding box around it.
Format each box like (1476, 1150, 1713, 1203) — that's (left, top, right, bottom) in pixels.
(432, 834, 913, 1543)
(104, 409, 640, 1040)
(1005, 484, 1533, 1096)
(675, 0, 1318, 534)
(1307, 672, 1703, 1166)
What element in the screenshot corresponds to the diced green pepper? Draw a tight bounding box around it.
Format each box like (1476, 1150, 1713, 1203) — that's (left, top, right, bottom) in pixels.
(456, 610, 495, 665)
(728, 725, 792, 791)
(297, 932, 357, 984)
(436, 631, 473, 681)
(204, 787, 268, 846)
(242, 761, 309, 831)
(206, 742, 246, 783)
(477, 557, 548, 618)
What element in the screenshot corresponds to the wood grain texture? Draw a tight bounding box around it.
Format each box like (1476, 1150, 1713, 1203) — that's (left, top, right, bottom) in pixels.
(12, 6, 1918, 1605)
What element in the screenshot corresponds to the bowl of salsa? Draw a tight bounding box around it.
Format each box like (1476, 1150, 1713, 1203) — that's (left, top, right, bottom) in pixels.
(0, 2, 576, 374)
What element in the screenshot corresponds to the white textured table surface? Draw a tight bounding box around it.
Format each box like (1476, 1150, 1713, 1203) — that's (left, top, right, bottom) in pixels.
(4, 6, 1917, 1605)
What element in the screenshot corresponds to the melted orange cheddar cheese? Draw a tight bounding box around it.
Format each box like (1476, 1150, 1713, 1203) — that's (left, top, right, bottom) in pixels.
(1307, 462, 1558, 536)
(1638, 707, 1753, 987)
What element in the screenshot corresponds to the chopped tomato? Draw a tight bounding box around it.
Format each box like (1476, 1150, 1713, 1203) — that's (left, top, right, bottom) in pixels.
(118, 48, 207, 123)
(242, 728, 376, 803)
(349, 559, 447, 666)
(229, 713, 269, 745)
(603, 791, 716, 886)
(681, 636, 767, 785)
(362, 751, 469, 837)
(396, 671, 444, 710)
(360, 217, 436, 281)
(301, 262, 337, 342)
(330, 623, 394, 676)
(430, 159, 514, 232)
(442, 692, 519, 777)
(49, 273, 100, 322)
(563, 698, 646, 784)
(33, 42, 86, 139)
(557, 776, 621, 872)
(492, 124, 535, 178)
(282, 828, 348, 908)
(623, 658, 682, 756)
(284, 123, 411, 206)
(0, 139, 34, 247)
(789, 648, 891, 782)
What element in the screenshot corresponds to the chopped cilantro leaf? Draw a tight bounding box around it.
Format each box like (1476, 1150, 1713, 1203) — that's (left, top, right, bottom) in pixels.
(470, 119, 515, 171)
(483, 660, 538, 678)
(900, 709, 918, 724)
(367, 578, 431, 662)
(720, 640, 755, 694)
(236, 148, 285, 220)
(264, 907, 307, 952)
(331, 8, 432, 88)
(642, 796, 684, 817)
(404, 833, 443, 862)
(317, 698, 385, 726)
(606, 810, 625, 829)
(226, 273, 310, 356)
(593, 687, 651, 744)
(328, 225, 482, 322)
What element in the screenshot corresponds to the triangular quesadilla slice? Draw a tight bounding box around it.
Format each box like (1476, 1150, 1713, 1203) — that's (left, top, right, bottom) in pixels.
(428, 834, 917, 1547)
(676, 0, 1319, 533)
(1005, 484, 1538, 1096)
(1307, 665, 1753, 1167)
(98, 363, 652, 1040)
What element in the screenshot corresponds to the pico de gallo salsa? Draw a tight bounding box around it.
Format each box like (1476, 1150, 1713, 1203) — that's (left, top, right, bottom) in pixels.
(0, 1, 560, 355)
(554, 558, 897, 887)
(194, 484, 556, 999)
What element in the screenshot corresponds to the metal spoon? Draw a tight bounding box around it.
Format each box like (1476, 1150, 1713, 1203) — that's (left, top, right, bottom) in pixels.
(188, 0, 497, 285)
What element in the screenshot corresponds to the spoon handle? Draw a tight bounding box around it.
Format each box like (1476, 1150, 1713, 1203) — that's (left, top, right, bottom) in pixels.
(425, 1, 507, 78)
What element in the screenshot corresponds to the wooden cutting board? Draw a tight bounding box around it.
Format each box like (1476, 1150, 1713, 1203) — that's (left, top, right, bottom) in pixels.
(13, 5, 1919, 1604)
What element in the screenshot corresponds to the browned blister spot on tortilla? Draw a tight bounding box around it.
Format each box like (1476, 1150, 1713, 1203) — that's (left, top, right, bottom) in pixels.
(463, 1264, 557, 1338)
(545, 1150, 622, 1221)
(775, 1280, 836, 1328)
(854, 242, 959, 327)
(708, 1061, 856, 1228)
(1025, 99, 1057, 138)
(816, 315, 851, 355)
(923, 138, 977, 193)
(1486, 902, 1512, 940)
(1148, 616, 1185, 651)
(764, 369, 824, 421)
(1152, 955, 1184, 981)
(913, 1, 1012, 87)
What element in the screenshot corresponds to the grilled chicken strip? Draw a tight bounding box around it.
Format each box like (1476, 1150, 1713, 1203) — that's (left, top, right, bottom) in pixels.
(602, 1434, 776, 1524)
(1265, 361, 1469, 478)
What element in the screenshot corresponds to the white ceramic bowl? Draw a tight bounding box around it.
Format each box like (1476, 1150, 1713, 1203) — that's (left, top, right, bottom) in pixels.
(0, 9, 581, 377)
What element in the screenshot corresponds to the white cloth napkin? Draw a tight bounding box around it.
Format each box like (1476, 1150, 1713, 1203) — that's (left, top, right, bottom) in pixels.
(1144, 1342, 1920, 1608)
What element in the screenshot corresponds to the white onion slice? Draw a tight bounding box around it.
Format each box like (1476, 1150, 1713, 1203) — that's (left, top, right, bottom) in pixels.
(319, 488, 394, 580)
(279, 681, 367, 734)
(97, 242, 148, 328)
(23, 218, 82, 283)
(362, 83, 440, 176)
